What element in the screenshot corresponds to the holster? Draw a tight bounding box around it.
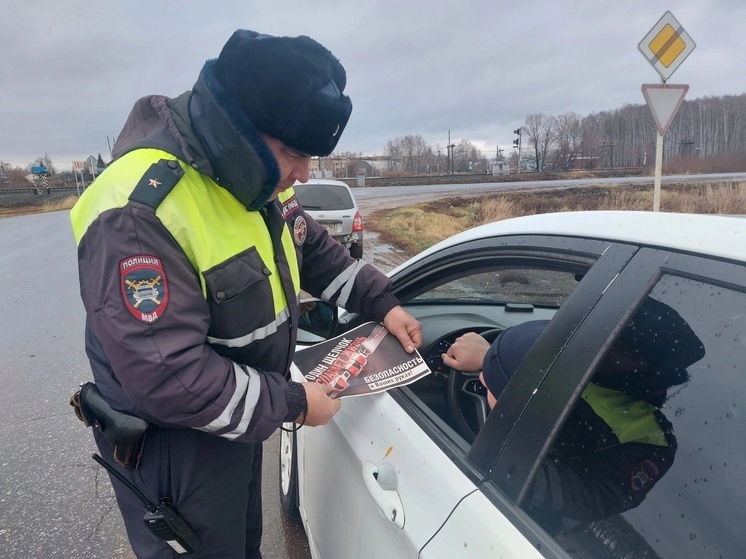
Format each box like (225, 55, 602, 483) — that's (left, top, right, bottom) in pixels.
(70, 382, 150, 469)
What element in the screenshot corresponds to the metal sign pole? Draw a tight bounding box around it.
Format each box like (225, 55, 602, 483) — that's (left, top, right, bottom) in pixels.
(653, 131, 664, 212)
(74, 168, 80, 196)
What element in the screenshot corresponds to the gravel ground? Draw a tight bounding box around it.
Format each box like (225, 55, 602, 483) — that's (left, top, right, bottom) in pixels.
(356, 197, 427, 273)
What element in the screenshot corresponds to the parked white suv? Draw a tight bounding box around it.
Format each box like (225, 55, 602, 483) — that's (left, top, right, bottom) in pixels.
(293, 179, 364, 259)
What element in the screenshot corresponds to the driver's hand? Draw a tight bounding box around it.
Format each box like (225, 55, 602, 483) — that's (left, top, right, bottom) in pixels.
(442, 332, 490, 371)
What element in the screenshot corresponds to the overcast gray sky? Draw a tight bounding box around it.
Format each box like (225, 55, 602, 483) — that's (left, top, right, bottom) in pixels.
(2, 0, 744, 171)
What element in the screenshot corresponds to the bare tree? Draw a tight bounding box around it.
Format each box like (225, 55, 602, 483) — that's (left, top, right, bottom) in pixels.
(453, 139, 482, 172)
(385, 135, 433, 174)
(382, 139, 403, 174)
(523, 114, 557, 172)
(555, 112, 582, 170)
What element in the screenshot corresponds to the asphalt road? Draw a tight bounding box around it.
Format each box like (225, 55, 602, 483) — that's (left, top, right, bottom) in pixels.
(0, 211, 131, 558)
(350, 171, 746, 204)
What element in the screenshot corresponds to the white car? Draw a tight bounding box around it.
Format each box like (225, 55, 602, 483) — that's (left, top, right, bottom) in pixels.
(281, 211, 746, 559)
(294, 179, 364, 259)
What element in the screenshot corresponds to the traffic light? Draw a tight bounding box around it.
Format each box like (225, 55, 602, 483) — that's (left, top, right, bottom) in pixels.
(513, 128, 521, 149)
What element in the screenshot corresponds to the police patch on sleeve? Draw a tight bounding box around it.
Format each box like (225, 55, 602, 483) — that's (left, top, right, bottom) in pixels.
(281, 194, 301, 219)
(293, 215, 307, 246)
(630, 459, 660, 492)
(120, 255, 168, 324)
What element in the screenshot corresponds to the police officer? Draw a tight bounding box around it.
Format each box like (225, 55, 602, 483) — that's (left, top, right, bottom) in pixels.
(70, 30, 422, 558)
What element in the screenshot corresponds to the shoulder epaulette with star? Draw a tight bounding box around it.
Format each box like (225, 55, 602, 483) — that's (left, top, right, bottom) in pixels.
(128, 159, 185, 209)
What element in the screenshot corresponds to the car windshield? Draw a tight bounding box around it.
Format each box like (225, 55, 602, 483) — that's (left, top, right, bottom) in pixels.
(410, 268, 580, 308)
(294, 184, 355, 210)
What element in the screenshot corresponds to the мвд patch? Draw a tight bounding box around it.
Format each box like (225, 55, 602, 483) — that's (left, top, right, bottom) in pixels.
(293, 215, 308, 246)
(120, 255, 169, 324)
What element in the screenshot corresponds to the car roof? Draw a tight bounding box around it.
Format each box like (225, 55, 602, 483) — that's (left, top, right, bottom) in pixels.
(294, 179, 351, 189)
(399, 211, 745, 268)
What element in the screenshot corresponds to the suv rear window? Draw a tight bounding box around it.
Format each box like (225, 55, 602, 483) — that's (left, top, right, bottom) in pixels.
(294, 184, 355, 211)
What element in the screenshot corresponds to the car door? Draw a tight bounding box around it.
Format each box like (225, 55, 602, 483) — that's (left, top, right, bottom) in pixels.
(482, 246, 746, 558)
(298, 388, 491, 558)
(297, 234, 638, 558)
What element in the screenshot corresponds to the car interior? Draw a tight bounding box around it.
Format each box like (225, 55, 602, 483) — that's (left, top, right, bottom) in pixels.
(321, 260, 592, 443)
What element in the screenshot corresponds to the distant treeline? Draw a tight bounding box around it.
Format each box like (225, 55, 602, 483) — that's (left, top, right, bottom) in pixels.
(532, 93, 746, 172)
(378, 93, 746, 175)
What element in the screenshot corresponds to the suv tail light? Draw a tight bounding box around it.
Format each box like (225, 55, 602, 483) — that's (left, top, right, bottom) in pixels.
(352, 211, 364, 232)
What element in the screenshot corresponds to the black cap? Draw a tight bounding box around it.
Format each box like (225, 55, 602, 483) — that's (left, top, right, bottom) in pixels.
(213, 30, 352, 156)
(481, 320, 549, 398)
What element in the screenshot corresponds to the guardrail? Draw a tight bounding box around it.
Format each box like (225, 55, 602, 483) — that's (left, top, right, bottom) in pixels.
(0, 186, 81, 196)
(337, 168, 649, 188)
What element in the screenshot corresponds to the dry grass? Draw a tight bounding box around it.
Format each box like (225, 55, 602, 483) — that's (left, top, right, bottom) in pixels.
(0, 195, 77, 218)
(45, 196, 78, 212)
(371, 181, 746, 255)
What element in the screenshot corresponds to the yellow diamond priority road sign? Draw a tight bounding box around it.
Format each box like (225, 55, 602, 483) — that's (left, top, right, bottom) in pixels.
(638, 11, 695, 81)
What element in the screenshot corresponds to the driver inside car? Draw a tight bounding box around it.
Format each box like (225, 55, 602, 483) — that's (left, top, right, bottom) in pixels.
(442, 317, 700, 534)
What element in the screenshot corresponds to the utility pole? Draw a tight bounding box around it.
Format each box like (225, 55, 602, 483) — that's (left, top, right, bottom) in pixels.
(601, 142, 615, 169)
(447, 130, 455, 174)
(107, 136, 116, 161)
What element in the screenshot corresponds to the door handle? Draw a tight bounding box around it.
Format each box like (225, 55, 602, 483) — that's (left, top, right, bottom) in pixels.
(362, 462, 405, 529)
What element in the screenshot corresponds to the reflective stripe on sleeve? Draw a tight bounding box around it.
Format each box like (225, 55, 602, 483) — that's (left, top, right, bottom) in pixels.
(221, 363, 262, 440)
(321, 260, 366, 308)
(197, 362, 261, 437)
(207, 308, 290, 348)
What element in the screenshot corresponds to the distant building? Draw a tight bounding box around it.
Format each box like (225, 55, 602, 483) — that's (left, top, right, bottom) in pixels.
(566, 155, 599, 170)
(0, 163, 10, 186)
(311, 155, 395, 179)
(491, 160, 510, 176)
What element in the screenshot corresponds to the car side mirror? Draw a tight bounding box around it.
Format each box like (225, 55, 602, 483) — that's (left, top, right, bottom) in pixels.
(297, 299, 339, 343)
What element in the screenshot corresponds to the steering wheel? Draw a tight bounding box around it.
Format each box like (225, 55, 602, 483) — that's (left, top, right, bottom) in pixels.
(445, 328, 503, 443)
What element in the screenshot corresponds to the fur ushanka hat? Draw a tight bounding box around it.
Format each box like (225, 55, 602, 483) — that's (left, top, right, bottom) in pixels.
(212, 29, 352, 157)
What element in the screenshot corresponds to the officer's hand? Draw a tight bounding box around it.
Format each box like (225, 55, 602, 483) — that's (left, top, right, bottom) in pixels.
(298, 382, 341, 426)
(442, 332, 490, 371)
(383, 305, 423, 353)
(299, 301, 317, 314)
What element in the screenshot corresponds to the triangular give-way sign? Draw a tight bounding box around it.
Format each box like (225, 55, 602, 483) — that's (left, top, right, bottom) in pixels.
(642, 84, 689, 135)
